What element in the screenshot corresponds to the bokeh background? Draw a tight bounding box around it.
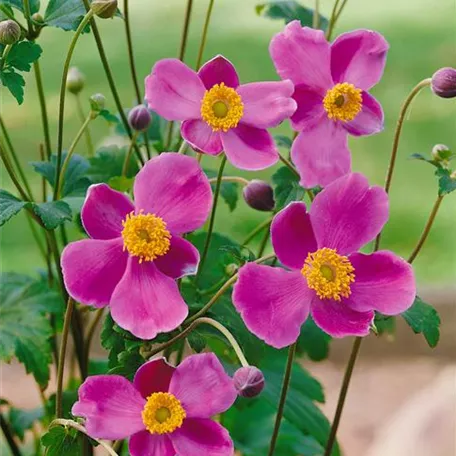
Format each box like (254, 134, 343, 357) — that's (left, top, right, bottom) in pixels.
(1, 0, 455, 455)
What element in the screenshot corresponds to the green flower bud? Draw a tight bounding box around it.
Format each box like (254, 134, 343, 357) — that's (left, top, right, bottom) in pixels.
(0, 20, 21, 46)
(91, 0, 118, 19)
(31, 13, 44, 24)
(89, 93, 106, 115)
(66, 67, 85, 95)
(431, 144, 452, 163)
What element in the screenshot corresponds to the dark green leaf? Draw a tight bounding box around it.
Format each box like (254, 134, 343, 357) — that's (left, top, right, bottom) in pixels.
(272, 166, 305, 210)
(0, 189, 28, 226)
(0, 0, 40, 14)
(373, 313, 396, 336)
(435, 168, 456, 196)
(205, 168, 239, 212)
(297, 317, 332, 361)
(45, 390, 79, 421)
(41, 426, 83, 456)
(98, 109, 120, 124)
(9, 406, 44, 441)
(33, 200, 72, 229)
(88, 358, 110, 375)
(187, 330, 207, 353)
(0, 68, 25, 104)
(275, 134, 293, 150)
(88, 146, 139, 182)
(108, 349, 144, 381)
(6, 41, 42, 72)
(0, 4, 15, 20)
(402, 296, 441, 347)
(101, 313, 127, 368)
(44, 0, 88, 31)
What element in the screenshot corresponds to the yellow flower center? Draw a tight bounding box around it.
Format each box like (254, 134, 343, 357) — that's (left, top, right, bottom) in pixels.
(200, 83, 244, 132)
(323, 83, 362, 122)
(142, 392, 186, 435)
(301, 248, 355, 301)
(121, 211, 171, 263)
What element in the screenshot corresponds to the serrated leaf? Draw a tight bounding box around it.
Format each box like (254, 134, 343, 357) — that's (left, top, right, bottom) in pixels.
(9, 406, 44, 441)
(205, 168, 239, 212)
(6, 41, 42, 72)
(402, 296, 441, 348)
(88, 146, 139, 183)
(435, 168, 456, 196)
(0, 189, 28, 226)
(33, 200, 72, 229)
(41, 426, 83, 456)
(108, 349, 144, 381)
(44, 0, 88, 31)
(297, 317, 332, 361)
(0, 0, 40, 14)
(0, 68, 25, 104)
(272, 166, 305, 210)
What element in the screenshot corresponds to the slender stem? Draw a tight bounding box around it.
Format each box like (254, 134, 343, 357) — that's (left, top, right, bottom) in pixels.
(209, 176, 250, 186)
(242, 217, 274, 245)
(56, 298, 75, 418)
(373, 78, 431, 250)
(278, 152, 299, 178)
(0, 44, 12, 70)
(334, 0, 349, 22)
(25, 211, 47, 261)
(196, 155, 227, 282)
(326, 0, 341, 40)
(195, 0, 216, 69)
(33, 60, 52, 160)
(75, 94, 95, 157)
(53, 10, 94, 201)
(177, 139, 188, 155)
(121, 132, 139, 176)
(22, 0, 34, 35)
(57, 114, 92, 198)
(0, 413, 22, 456)
(313, 0, 320, 29)
(267, 342, 297, 456)
(0, 143, 31, 202)
(257, 220, 271, 257)
(84, 308, 105, 367)
(408, 195, 444, 264)
(324, 337, 362, 456)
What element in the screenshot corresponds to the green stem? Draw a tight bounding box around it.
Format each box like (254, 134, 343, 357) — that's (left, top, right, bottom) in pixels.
(195, 0, 216, 70)
(257, 220, 271, 257)
(313, 0, 320, 29)
(22, 0, 34, 36)
(0, 143, 31, 202)
(278, 152, 314, 202)
(326, 0, 341, 40)
(177, 139, 188, 154)
(324, 337, 362, 456)
(242, 217, 274, 246)
(267, 342, 297, 456)
(53, 10, 95, 201)
(121, 132, 139, 177)
(196, 155, 227, 282)
(373, 78, 431, 250)
(0, 413, 22, 456)
(334, 0, 349, 23)
(83, 308, 105, 370)
(208, 176, 249, 186)
(75, 94, 95, 157)
(24, 211, 47, 261)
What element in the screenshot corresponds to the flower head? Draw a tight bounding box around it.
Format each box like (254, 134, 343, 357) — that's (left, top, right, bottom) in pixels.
(61, 154, 212, 339)
(145, 55, 297, 170)
(128, 105, 152, 132)
(270, 23, 389, 188)
(233, 173, 416, 347)
(431, 67, 456, 99)
(72, 354, 237, 456)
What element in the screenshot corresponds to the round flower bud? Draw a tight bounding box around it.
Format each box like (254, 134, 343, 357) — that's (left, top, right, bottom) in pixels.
(225, 263, 238, 276)
(243, 179, 275, 212)
(91, 0, 118, 19)
(431, 144, 452, 162)
(128, 105, 152, 132)
(431, 67, 456, 99)
(31, 13, 44, 24)
(89, 93, 106, 113)
(0, 20, 21, 45)
(233, 366, 265, 398)
(66, 67, 85, 95)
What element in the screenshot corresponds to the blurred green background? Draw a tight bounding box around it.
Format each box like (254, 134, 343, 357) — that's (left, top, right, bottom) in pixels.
(1, 0, 455, 284)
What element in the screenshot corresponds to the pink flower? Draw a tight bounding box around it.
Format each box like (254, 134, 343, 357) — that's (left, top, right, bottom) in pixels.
(61, 153, 212, 339)
(233, 173, 415, 348)
(270, 22, 389, 188)
(145, 55, 297, 170)
(72, 354, 237, 456)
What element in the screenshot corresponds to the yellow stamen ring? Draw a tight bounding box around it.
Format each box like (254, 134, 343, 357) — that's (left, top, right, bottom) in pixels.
(323, 82, 362, 122)
(142, 392, 186, 435)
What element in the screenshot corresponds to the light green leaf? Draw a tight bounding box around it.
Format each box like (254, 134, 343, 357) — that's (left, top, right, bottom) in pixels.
(0, 189, 28, 226)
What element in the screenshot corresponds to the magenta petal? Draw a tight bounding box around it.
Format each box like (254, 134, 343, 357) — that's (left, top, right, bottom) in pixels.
(198, 55, 240, 89)
(72, 375, 145, 440)
(133, 358, 175, 399)
(237, 80, 297, 129)
(331, 29, 389, 90)
(311, 296, 374, 338)
(145, 58, 205, 121)
(81, 184, 134, 240)
(290, 84, 325, 131)
(154, 236, 200, 279)
(233, 263, 311, 348)
(343, 91, 384, 136)
(134, 153, 212, 235)
(222, 124, 278, 171)
(270, 21, 333, 93)
(291, 121, 351, 188)
(110, 259, 188, 339)
(171, 419, 234, 456)
(310, 173, 389, 255)
(181, 119, 223, 155)
(271, 202, 317, 270)
(169, 353, 237, 418)
(345, 251, 416, 315)
(61, 238, 127, 308)
(129, 431, 175, 456)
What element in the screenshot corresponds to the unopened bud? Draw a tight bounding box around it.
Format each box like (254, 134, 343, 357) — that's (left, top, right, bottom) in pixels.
(0, 20, 21, 45)
(431, 144, 452, 162)
(66, 67, 85, 95)
(225, 263, 238, 276)
(128, 105, 152, 132)
(91, 0, 118, 19)
(31, 13, 44, 24)
(233, 366, 265, 398)
(431, 67, 456, 99)
(243, 180, 275, 212)
(89, 93, 106, 115)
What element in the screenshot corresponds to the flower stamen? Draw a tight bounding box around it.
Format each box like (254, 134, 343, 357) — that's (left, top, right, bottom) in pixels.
(323, 83, 362, 122)
(142, 392, 186, 435)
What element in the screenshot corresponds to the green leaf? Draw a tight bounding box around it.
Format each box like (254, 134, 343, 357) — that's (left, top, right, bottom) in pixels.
(205, 168, 239, 212)
(33, 200, 72, 229)
(0, 189, 28, 226)
(45, 390, 78, 421)
(0, 4, 15, 20)
(98, 109, 120, 124)
(108, 176, 134, 192)
(9, 406, 44, 441)
(6, 41, 42, 72)
(275, 134, 293, 150)
(0, 68, 25, 104)
(0, 0, 40, 14)
(101, 313, 127, 368)
(88, 358, 110, 375)
(44, 0, 88, 31)
(435, 168, 456, 196)
(41, 426, 83, 456)
(373, 313, 396, 336)
(297, 317, 332, 361)
(108, 349, 144, 381)
(272, 166, 305, 210)
(187, 330, 207, 353)
(402, 296, 441, 348)
(115, 109, 164, 145)
(256, 0, 329, 30)
(88, 146, 139, 182)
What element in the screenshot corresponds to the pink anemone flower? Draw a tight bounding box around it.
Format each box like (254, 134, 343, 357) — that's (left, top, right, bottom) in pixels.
(145, 55, 297, 170)
(61, 153, 212, 340)
(72, 354, 237, 456)
(270, 21, 389, 188)
(233, 173, 415, 348)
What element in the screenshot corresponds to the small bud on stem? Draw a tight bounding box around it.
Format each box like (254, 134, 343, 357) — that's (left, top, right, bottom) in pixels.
(233, 366, 265, 398)
(243, 180, 275, 212)
(128, 105, 152, 132)
(0, 20, 21, 46)
(91, 0, 118, 19)
(66, 67, 85, 95)
(431, 67, 456, 99)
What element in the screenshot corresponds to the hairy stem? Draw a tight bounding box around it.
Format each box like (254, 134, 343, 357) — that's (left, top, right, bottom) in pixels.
(195, 0, 216, 69)
(313, 0, 320, 29)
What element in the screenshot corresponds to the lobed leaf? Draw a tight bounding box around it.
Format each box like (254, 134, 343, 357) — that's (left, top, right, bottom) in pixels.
(272, 166, 305, 210)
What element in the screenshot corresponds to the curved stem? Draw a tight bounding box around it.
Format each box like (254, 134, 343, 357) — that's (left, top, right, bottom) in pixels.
(84, 308, 105, 368)
(195, 0, 216, 69)
(177, 139, 188, 154)
(324, 337, 362, 456)
(373, 78, 431, 250)
(209, 176, 250, 186)
(278, 152, 299, 178)
(267, 342, 297, 456)
(0, 143, 31, 202)
(0, 44, 12, 70)
(121, 132, 139, 177)
(326, 0, 341, 40)
(75, 94, 95, 157)
(196, 155, 227, 283)
(53, 10, 94, 201)
(25, 210, 47, 261)
(242, 216, 274, 245)
(407, 195, 444, 264)
(257, 219, 272, 257)
(0, 413, 22, 456)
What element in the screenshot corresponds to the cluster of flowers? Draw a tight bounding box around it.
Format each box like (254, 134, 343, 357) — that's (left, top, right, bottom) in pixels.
(62, 22, 416, 455)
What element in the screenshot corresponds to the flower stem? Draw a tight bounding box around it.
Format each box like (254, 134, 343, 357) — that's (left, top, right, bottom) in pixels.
(53, 10, 94, 201)
(313, 0, 320, 29)
(326, 0, 341, 40)
(407, 194, 444, 264)
(208, 176, 250, 186)
(84, 308, 105, 369)
(195, 0, 216, 70)
(0, 44, 12, 70)
(373, 78, 431, 250)
(242, 216, 274, 245)
(22, 0, 34, 36)
(267, 342, 297, 456)
(177, 139, 188, 154)
(121, 131, 139, 177)
(75, 94, 95, 157)
(257, 219, 272, 257)
(278, 152, 314, 202)
(0, 413, 22, 456)
(334, 0, 349, 23)
(196, 155, 227, 283)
